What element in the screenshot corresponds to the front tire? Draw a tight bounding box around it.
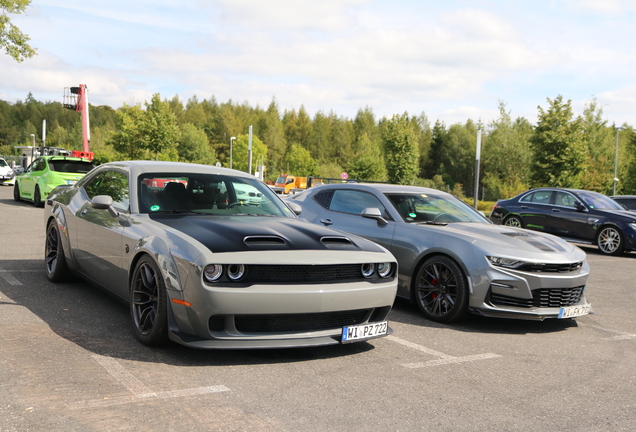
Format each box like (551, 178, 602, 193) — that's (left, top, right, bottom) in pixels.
(413, 255, 469, 323)
(130, 255, 169, 346)
(45, 220, 71, 282)
(597, 226, 624, 256)
(13, 183, 21, 201)
(504, 215, 523, 228)
(34, 185, 43, 208)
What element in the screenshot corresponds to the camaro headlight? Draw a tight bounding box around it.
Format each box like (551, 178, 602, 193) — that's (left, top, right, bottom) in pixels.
(377, 262, 393, 278)
(204, 264, 223, 282)
(486, 256, 527, 269)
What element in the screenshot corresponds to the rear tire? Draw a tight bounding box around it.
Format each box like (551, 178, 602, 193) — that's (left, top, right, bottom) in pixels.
(34, 185, 43, 208)
(130, 255, 170, 346)
(13, 183, 20, 202)
(504, 215, 523, 228)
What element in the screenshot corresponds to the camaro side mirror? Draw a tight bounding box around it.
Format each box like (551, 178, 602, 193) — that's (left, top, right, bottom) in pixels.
(286, 201, 303, 216)
(91, 195, 119, 218)
(361, 207, 388, 226)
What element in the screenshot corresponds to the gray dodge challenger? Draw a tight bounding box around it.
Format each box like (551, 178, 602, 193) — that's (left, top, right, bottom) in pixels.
(44, 161, 397, 348)
(286, 183, 591, 323)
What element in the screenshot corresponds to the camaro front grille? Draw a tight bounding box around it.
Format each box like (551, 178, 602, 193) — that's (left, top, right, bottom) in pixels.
(242, 264, 363, 283)
(489, 286, 585, 308)
(208, 307, 390, 334)
(514, 262, 584, 273)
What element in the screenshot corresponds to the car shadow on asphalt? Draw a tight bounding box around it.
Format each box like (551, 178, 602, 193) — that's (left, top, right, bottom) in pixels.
(0, 195, 38, 208)
(0, 259, 377, 367)
(388, 296, 580, 335)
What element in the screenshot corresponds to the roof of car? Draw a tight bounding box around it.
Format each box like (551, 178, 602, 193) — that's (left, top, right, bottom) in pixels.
(99, 160, 254, 179)
(611, 195, 636, 199)
(310, 182, 451, 195)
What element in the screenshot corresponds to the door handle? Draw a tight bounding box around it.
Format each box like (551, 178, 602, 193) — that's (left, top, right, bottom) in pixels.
(320, 219, 333, 226)
(551, 209, 560, 212)
(520, 206, 528, 209)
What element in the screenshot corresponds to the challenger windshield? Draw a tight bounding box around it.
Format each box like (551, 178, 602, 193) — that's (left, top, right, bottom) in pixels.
(138, 173, 293, 217)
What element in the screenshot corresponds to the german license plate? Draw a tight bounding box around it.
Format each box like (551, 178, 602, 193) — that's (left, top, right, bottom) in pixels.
(558, 304, 591, 318)
(341, 322, 388, 343)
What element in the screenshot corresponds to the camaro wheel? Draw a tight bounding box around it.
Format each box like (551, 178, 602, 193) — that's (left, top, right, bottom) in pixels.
(414, 255, 469, 323)
(34, 186, 43, 208)
(45, 219, 71, 282)
(504, 215, 523, 228)
(13, 183, 20, 201)
(597, 226, 624, 256)
(130, 256, 169, 346)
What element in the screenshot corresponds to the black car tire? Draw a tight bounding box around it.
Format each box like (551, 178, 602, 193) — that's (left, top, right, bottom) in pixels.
(130, 255, 170, 346)
(413, 255, 469, 323)
(504, 215, 523, 228)
(45, 219, 71, 282)
(34, 185, 43, 208)
(13, 183, 20, 201)
(597, 226, 624, 256)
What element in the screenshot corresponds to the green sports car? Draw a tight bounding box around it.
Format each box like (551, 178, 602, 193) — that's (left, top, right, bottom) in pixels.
(14, 156, 95, 207)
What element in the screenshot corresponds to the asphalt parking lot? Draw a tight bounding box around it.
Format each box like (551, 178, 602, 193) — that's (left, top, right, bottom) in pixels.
(1, 184, 635, 432)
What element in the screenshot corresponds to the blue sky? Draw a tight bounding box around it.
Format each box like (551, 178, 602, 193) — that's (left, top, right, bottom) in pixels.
(1, 0, 635, 127)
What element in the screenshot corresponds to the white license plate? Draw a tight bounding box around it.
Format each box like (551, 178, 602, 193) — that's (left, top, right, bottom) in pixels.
(341, 322, 388, 343)
(558, 304, 591, 318)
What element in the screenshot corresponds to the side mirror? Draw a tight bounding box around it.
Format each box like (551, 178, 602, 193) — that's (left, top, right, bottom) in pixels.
(286, 201, 303, 216)
(574, 201, 586, 212)
(361, 207, 388, 226)
(91, 195, 119, 218)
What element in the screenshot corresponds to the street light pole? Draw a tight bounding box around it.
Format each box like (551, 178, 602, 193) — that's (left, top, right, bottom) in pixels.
(614, 126, 624, 196)
(230, 136, 236, 169)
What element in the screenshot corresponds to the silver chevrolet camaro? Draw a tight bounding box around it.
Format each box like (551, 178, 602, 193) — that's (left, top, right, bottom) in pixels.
(286, 183, 591, 323)
(43, 161, 397, 348)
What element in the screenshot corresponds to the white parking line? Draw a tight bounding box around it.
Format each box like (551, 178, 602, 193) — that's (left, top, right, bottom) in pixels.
(68, 355, 231, 409)
(387, 335, 502, 368)
(0, 269, 22, 286)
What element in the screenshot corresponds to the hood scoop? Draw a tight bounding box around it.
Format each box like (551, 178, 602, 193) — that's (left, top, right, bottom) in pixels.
(321, 236, 354, 249)
(243, 235, 287, 248)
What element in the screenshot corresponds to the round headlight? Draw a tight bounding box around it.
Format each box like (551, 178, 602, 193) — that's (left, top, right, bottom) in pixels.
(377, 262, 392, 278)
(204, 264, 223, 282)
(227, 264, 246, 281)
(361, 263, 375, 278)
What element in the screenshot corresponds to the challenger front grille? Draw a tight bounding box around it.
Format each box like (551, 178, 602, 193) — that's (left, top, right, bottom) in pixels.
(242, 264, 363, 283)
(489, 286, 585, 308)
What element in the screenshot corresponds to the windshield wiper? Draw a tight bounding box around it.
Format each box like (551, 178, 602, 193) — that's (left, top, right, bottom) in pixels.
(417, 221, 448, 226)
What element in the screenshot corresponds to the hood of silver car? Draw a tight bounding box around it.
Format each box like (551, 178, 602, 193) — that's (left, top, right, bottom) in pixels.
(418, 222, 576, 255)
(151, 214, 384, 253)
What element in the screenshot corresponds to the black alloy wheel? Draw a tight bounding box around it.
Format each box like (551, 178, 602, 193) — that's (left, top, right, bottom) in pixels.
(34, 185, 43, 208)
(45, 220, 71, 282)
(597, 226, 624, 256)
(414, 255, 469, 323)
(504, 215, 523, 228)
(130, 256, 169, 346)
(13, 183, 20, 201)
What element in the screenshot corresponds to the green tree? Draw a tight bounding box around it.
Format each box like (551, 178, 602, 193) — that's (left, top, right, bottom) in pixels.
(347, 133, 387, 181)
(623, 130, 636, 194)
(142, 94, 180, 159)
(1, 0, 36, 62)
(231, 134, 268, 174)
(530, 96, 586, 188)
(384, 112, 419, 185)
(257, 99, 287, 176)
(284, 143, 317, 176)
(179, 123, 216, 164)
(109, 104, 149, 160)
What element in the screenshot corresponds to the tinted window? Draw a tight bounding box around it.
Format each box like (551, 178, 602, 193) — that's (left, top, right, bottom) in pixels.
(554, 191, 577, 208)
(328, 190, 387, 216)
(578, 191, 624, 210)
(615, 198, 636, 210)
(386, 192, 485, 223)
(520, 191, 552, 204)
(313, 190, 334, 208)
(49, 160, 95, 173)
(84, 170, 130, 211)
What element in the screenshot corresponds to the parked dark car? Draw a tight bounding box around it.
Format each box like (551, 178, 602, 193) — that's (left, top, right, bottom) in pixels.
(490, 188, 636, 255)
(611, 195, 636, 211)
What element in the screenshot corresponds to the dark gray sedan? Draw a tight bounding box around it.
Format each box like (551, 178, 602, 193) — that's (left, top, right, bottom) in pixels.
(286, 184, 591, 323)
(43, 161, 397, 348)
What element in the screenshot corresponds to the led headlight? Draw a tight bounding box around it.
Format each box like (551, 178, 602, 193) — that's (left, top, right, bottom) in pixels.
(227, 264, 246, 281)
(486, 256, 526, 269)
(361, 263, 375, 278)
(377, 262, 393, 278)
(204, 264, 223, 282)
